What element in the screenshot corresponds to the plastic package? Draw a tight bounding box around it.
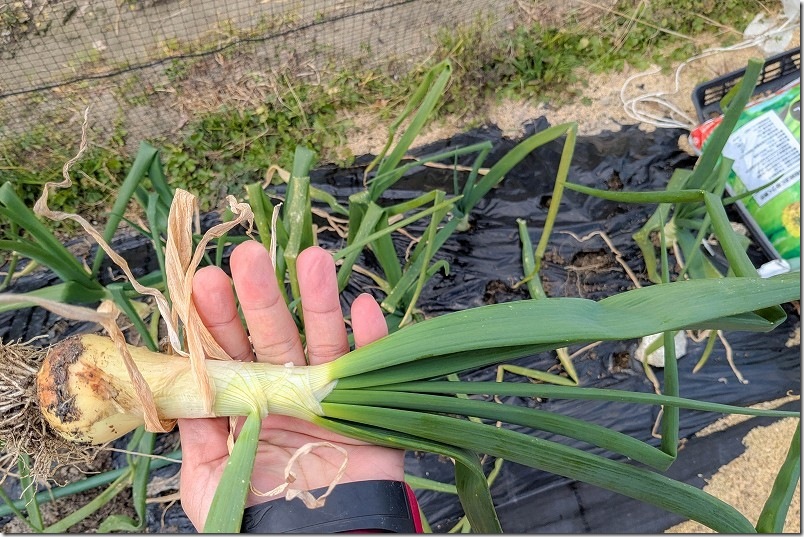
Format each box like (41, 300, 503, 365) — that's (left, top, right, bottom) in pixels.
(690, 80, 801, 261)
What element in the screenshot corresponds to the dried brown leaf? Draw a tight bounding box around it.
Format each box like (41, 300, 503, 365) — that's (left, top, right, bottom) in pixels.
(166, 190, 255, 415)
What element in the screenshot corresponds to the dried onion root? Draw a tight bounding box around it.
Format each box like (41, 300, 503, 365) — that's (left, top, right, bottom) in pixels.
(0, 340, 97, 484)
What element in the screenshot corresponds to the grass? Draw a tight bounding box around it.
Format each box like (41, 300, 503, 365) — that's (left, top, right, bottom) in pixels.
(0, 125, 128, 235)
(0, 0, 777, 221)
(431, 0, 764, 111)
(160, 81, 358, 207)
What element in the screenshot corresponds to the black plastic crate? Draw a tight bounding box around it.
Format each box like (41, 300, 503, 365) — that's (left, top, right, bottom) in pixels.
(692, 48, 800, 122)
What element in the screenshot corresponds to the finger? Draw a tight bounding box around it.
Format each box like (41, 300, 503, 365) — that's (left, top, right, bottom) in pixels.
(297, 246, 349, 365)
(192, 265, 254, 362)
(230, 241, 305, 365)
(352, 293, 388, 348)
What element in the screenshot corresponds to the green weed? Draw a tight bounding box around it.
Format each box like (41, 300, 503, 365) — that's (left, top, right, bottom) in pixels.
(0, 125, 125, 221)
(642, 0, 761, 35)
(430, 0, 770, 110)
(116, 74, 150, 106)
(162, 81, 356, 210)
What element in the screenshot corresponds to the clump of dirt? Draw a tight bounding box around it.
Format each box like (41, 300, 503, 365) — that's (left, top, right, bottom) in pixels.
(562, 249, 621, 298)
(569, 249, 615, 270)
(611, 351, 631, 372)
(482, 279, 528, 305)
(606, 171, 624, 191)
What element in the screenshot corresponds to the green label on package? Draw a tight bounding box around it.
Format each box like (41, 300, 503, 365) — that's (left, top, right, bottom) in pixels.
(721, 83, 800, 259)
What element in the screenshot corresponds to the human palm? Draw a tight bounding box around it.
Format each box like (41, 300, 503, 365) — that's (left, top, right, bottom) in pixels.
(178, 242, 404, 530)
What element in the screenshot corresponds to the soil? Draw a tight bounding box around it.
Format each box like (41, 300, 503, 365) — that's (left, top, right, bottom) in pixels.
(6, 0, 468, 93)
(666, 397, 801, 534)
(3, 489, 135, 534)
(1, 0, 517, 140)
(1, 449, 137, 534)
(343, 31, 801, 157)
(482, 279, 528, 305)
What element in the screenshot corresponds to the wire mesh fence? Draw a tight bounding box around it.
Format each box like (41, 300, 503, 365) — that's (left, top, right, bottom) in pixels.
(0, 0, 515, 147)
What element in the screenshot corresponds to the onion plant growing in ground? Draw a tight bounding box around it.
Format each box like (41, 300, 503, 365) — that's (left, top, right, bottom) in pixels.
(0, 59, 800, 533)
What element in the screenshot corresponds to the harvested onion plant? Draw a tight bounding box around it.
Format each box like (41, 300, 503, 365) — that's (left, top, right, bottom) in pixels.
(3, 255, 799, 532)
(0, 60, 801, 533)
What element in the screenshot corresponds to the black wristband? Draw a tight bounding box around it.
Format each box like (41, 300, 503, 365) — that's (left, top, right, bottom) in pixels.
(241, 480, 417, 533)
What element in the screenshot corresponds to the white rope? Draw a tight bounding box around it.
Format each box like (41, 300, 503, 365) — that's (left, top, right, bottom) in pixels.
(621, 13, 800, 131)
(251, 442, 349, 509)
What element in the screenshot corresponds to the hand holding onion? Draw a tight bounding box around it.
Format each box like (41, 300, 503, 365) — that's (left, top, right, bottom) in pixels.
(176, 242, 404, 529)
(31, 242, 405, 530)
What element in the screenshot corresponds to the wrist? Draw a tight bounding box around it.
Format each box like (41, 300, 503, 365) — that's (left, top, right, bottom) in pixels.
(241, 479, 423, 533)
